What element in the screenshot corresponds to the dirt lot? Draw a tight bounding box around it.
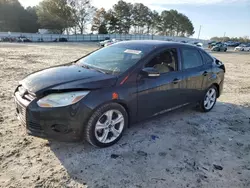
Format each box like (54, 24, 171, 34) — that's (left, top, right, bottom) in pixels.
(0, 43, 250, 188)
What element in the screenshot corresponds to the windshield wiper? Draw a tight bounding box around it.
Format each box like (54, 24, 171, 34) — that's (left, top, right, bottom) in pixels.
(81, 64, 108, 74)
(80, 64, 89, 69)
(93, 68, 107, 74)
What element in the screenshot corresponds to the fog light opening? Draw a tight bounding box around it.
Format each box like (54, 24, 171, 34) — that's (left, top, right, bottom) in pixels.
(51, 124, 69, 133)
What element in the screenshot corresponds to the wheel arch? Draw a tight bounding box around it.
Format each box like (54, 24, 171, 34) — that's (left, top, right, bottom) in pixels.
(115, 100, 131, 127)
(90, 99, 131, 127)
(211, 83, 220, 98)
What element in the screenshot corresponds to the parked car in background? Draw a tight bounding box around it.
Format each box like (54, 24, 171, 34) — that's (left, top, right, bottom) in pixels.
(104, 39, 122, 47)
(192, 42, 203, 48)
(99, 40, 111, 47)
(211, 43, 227, 52)
(224, 41, 239, 47)
(208, 41, 221, 48)
(59, 38, 68, 42)
(37, 38, 44, 42)
(208, 41, 216, 45)
(234, 44, 250, 51)
(17, 36, 32, 42)
(1, 37, 16, 42)
(53, 38, 68, 42)
(228, 42, 241, 47)
(14, 40, 225, 147)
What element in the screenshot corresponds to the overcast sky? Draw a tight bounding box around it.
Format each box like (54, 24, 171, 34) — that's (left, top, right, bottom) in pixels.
(19, 0, 250, 39)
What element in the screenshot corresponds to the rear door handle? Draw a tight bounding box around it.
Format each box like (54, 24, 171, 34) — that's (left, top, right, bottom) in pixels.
(172, 78, 181, 84)
(203, 71, 208, 76)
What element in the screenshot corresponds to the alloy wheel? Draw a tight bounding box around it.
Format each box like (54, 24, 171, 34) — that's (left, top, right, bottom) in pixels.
(204, 88, 216, 110)
(94, 110, 124, 144)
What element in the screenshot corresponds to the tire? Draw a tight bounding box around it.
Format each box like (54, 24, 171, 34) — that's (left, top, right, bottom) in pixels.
(224, 48, 227, 52)
(84, 103, 128, 147)
(218, 48, 220, 52)
(199, 85, 218, 112)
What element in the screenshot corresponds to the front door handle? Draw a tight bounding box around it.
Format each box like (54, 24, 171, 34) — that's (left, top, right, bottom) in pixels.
(172, 78, 181, 84)
(203, 71, 208, 76)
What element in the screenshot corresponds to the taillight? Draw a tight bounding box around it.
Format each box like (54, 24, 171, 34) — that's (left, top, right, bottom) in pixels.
(215, 58, 225, 73)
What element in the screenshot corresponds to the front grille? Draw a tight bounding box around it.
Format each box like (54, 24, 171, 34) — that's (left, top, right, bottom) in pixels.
(15, 85, 43, 134)
(28, 121, 43, 131)
(16, 102, 26, 126)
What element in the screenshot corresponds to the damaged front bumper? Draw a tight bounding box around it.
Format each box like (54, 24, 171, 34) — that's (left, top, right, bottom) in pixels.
(14, 87, 92, 142)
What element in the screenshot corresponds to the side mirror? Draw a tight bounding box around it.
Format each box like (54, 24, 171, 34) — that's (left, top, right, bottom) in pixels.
(141, 67, 160, 78)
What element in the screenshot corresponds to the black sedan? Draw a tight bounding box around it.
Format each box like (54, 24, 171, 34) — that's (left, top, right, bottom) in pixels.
(14, 41, 225, 147)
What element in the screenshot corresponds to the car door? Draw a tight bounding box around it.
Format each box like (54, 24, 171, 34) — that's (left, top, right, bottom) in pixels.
(199, 50, 214, 90)
(180, 47, 211, 104)
(137, 48, 185, 119)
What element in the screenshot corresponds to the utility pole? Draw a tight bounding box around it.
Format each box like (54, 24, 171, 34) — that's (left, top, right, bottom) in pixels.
(223, 32, 226, 42)
(198, 25, 202, 39)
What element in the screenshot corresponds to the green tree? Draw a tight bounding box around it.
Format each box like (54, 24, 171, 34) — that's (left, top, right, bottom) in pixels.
(36, 0, 74, 33)
(20, 6, 40, 33)
(147, 10, 160, 34)
(159, 10, 177, 36)
(98, 23, 108, 34)
(158, 9, 194, 37)
(131, 3, 150, 34)
(105, 9, 119, 33)
(112, 0, 132, 34)
(91, 8, 107, 34)
(210, 36, 250, 43)
(0, 0, 40, 32)
(68, 0, 96, 34)
(0, 0, 19, 31)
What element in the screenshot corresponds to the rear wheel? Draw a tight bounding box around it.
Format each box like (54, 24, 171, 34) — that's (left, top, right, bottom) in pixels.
(84, 103, 128, 147)
(200, 85, 218, 112)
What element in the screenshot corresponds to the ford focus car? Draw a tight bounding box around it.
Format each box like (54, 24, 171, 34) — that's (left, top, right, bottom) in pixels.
(14, 41, 225, 147)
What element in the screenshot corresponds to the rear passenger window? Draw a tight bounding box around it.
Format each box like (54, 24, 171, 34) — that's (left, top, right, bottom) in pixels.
(181, 48, 203, 69)
(146, 48, 178, 74)
(200, 51, 213, 64)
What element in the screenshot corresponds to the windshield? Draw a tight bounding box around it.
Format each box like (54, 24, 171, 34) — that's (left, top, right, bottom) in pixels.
(77, 44, 152, 75)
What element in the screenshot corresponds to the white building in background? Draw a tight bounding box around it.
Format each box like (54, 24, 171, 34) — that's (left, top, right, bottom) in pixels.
(38, 29, 50, 34)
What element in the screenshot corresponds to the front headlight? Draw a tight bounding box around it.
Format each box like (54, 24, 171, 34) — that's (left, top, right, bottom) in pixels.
(37, 91, 90, 108)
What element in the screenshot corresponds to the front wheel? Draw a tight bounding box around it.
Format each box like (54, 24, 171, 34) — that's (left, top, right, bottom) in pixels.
(84, 103, 128, 147)
(200, 86, 218, 112)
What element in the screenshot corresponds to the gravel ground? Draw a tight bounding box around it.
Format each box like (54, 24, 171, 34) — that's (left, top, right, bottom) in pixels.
(0, 43, 250, 188)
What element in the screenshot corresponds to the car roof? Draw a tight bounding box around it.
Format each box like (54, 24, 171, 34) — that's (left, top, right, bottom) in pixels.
(114, 40, 202, 50)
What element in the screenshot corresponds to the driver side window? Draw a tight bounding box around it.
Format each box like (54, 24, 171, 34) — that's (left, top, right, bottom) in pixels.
(146, 48, 178, 74)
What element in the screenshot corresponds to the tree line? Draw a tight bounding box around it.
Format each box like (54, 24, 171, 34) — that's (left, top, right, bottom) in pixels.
(0, 0, 195, 37)
(210, 36, 250, 43)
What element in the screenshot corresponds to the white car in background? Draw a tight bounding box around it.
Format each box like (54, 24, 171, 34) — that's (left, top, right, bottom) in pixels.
(99, 40, 111, 47)
(234, 44, 250, 51)
(104, 39, 122, 47)
(192, 41, 203, 48)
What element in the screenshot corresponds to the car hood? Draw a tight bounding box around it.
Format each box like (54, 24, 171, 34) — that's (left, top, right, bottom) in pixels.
(20, 64, 117, 96)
